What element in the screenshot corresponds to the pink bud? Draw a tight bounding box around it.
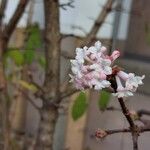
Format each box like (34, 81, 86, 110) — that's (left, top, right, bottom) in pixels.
(99, 72, 106, 80)
(101, 46, 107, 53)
(116, 75, 124, 91)
(110, 50, 120, 61)
(85, 73, 93, 80)
(117, 71, 129, 81)
(81, 66, 88, 73)
(90, 53, 96, 60)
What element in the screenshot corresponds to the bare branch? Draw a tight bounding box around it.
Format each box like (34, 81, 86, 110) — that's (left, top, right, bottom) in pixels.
(59, 0, 75, 10)
(43, 0, 61, 101)
(12, 82, 41, 111)
(118, 98, 135, 128)
(81, 0, 115, 46)
(106, 106, 121, 111)
(95, 126, 150, 139)
(137, 109, 150, 117)
(71, 25, 87, 35)
(4, 0, 29, 42)
(61, 33, 80, 40)
(60, 88, 79, 100)
(0, 0, 8, 25)
(118, 98, 139, 150)
(19, 88, 41, 111)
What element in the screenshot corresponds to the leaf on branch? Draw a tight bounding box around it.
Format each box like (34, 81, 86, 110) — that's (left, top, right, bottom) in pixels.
(24, 25, 42, 64)
(98, 90, 111, 111)
(5, 49, 24, 66)
(24, 50, 35, 64)
(19, 80, 38, 93)
(72, 92, 87, 121)
(25, 24, 42, 50)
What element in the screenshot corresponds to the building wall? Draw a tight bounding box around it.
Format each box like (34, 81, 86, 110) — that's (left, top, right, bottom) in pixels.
(125, 0, 150, 58)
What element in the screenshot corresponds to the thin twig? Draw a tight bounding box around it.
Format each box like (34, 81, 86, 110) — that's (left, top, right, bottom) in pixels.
(81, 0, 115, 46)
(59, 0, 75, 10)
(118, 98, 135, 128)
(106, 128, 130, 135)
(137, 109, 150, 117)
(17, 87, 41, 111)
(3, 0, 29, 43)
(0, 0, 8, 25)
(118, 98, 139, 150)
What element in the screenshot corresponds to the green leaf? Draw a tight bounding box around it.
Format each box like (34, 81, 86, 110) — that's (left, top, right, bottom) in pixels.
(25, 24, 42, 50)
(72, 92, 87, 121)
(24, 50, 35, 64)
(23, 24, 42, 64)
(5, 50, 24, 66)
(98, 90, 111, 111)
(19, 80, 38, 93)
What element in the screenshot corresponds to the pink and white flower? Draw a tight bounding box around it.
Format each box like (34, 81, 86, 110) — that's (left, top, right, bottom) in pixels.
(70, 41, 119, 90)
(114, 71, 145, 97)
(70, 41, 145, 98)
(113, 76, 134, 98)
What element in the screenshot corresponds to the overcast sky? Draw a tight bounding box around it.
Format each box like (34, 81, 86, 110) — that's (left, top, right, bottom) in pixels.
(3, 0, 132, 39)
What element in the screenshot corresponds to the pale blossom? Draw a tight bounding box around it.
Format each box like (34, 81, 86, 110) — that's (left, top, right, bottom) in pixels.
(94, 41, 101, 50)
(69, 41, 144, 98)
(75, 48, 86, 63)
(70, 41, 116, 90)
(110, 50, 120, 62)
(113, 89, 134, 98)
(113, 71, 145, 97)
(126, 73, 145, 92)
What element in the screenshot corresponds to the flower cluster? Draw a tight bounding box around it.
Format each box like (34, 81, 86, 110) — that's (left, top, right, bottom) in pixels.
(70, 41, 145, 98)
(69, 41, 119, 90)
(113, 71, 145, 98)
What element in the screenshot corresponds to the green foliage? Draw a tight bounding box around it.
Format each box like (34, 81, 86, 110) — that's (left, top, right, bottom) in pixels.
(24, 50, 35, 64)
(98, 90, 111, 111)
(5, 25, 42, 66)
(72, 92, 87, 121)
(5, 49, 24, 66)
(24, 24, 42, 64)
(25, 24, 42, 50)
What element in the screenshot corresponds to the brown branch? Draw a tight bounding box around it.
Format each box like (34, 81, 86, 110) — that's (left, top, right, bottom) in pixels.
(118, 98, 139, 150)
(95, 126, 150, 139)
(3, 0, 29, 43)
(0, 0, 8, 25)
(81, 0, 115, 46)
(106, 128, 130, 135)
(59, 86, 114, 101)
(60, 88, 79, 100)
(137, 109, 150, 117)
(43, 0, 61, 102)
(59, 0, 75, 10)
(12, 82, 41, 111)
(61, 33, 80, 40)
(106, 106, 121, 111)
(118, 98, 135, 128)
(71, 25, 87, 35)
(19, 88, 41, 111)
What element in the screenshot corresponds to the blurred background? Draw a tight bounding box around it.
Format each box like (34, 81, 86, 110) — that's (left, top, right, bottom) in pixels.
(0, 0, 150, 150)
